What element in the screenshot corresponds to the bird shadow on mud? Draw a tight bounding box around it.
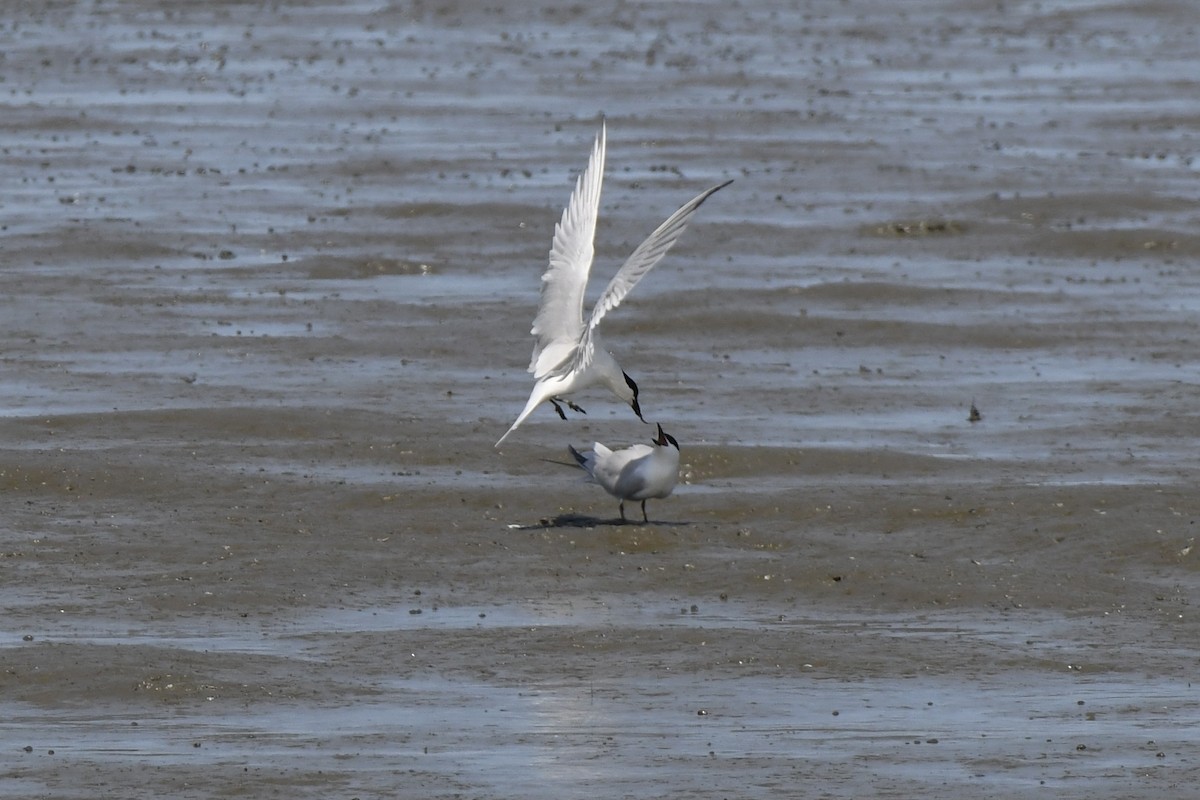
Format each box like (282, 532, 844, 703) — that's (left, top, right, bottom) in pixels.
(509, 513, 690, 530)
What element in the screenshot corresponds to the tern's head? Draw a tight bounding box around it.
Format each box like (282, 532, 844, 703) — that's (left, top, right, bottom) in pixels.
(654, 423, 679, 450)
(622, 372, 645, 422)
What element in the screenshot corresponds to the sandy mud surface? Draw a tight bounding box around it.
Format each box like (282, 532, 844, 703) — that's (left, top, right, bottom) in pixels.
(3, 1, 1200, 797)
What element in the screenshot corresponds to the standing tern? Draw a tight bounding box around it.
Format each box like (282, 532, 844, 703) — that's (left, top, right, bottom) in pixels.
(495, 122, 730, 447)
(568, 423, 681, 523)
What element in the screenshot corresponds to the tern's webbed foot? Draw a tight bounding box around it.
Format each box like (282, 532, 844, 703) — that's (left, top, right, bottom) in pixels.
(550, 398, 586, 419)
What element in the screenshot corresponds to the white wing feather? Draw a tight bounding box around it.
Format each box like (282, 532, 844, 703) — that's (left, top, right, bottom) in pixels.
(590, 443, 653, 490)
(528, 122, 607, 377)
(572, 178, 732, 375)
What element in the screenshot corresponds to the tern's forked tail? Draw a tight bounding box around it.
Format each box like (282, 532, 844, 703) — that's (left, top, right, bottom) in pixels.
(495, 387, 546, 447)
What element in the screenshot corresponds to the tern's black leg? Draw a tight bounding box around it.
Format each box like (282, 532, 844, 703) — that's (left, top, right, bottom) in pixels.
(641, 500, 649, 523)
(566, 400, 586, 414)
(549, 399, 568, 421)
(619, 501, 626, 523)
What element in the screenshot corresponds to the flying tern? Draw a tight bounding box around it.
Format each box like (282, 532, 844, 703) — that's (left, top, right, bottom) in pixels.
(495, 122, 730, 447)
(568, 423, 681, 523)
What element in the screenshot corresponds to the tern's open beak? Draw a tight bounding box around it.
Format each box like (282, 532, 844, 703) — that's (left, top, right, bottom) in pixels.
(654, 423, 679, 449)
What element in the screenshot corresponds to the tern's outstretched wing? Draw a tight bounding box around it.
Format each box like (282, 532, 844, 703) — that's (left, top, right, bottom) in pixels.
(573, 178, 732, 373)
(528, 122, 607, 378)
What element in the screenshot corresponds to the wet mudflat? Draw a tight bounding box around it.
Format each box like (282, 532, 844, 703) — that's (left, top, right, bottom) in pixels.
(3, 1, 1200, 797)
